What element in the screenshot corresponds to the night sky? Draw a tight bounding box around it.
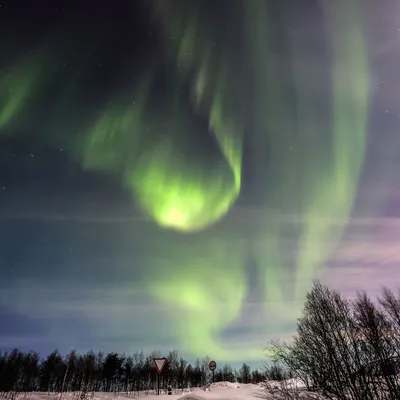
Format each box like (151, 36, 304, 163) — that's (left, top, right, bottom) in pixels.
(1, 0, 400, 366)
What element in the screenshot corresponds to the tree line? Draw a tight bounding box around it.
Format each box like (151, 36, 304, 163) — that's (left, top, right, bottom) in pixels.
(270, 281, 400, 400)
(6, 280, 396, 399)
(0, 348, 264, 395)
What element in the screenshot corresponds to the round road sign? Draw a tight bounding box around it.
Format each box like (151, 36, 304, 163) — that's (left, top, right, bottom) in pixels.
(209, 360, 217, 371)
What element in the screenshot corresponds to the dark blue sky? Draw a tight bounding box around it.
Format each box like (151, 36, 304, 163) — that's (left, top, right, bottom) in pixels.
(1, 0, 400, 368)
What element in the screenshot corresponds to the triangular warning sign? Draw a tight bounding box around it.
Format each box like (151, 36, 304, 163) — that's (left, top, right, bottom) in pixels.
(153, 357, 167, 373)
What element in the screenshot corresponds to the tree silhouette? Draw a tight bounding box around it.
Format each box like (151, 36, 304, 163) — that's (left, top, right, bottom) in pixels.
(0, 347, 266, 393)
(270, 281, 400, 399)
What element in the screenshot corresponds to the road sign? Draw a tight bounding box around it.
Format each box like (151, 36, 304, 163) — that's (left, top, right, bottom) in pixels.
(153, 357, 167, 374)
(209, 360, 217, 371)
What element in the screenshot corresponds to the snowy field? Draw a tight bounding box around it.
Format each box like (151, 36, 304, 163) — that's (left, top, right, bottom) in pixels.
(4, 381, 321, 400)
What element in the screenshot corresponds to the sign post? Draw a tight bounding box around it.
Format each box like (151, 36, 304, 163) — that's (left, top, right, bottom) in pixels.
(153, 357, 167, 395)
(208, 360, 217, 383)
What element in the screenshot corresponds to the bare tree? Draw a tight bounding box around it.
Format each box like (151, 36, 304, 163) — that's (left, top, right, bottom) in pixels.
(199, 356, 211, 387)
(269, 281, 400, 400)
(0, 347, 240, 394)
(238, 363, 251, 383)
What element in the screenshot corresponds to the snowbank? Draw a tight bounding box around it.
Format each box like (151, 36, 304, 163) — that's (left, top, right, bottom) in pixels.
(2, 382, 324, 400)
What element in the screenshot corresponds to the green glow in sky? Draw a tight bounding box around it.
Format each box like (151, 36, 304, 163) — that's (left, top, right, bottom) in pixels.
(143, 0, 371, 360)
(83, 72, 242, 231)
(0, 0, 372, 363)
(0, 53, 46, 130)
(80, 0, 245, 233)
(294, 0, 370, 298)
(148, 236, 246, 358)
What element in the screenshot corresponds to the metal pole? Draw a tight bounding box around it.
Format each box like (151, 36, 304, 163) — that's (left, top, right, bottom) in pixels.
(157, 373, 160, 395)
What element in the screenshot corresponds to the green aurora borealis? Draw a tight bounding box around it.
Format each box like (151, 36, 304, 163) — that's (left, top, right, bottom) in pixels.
(0, 0, 372, 360)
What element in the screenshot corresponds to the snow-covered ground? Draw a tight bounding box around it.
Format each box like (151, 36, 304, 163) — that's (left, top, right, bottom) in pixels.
(9, 381, 321, 400)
